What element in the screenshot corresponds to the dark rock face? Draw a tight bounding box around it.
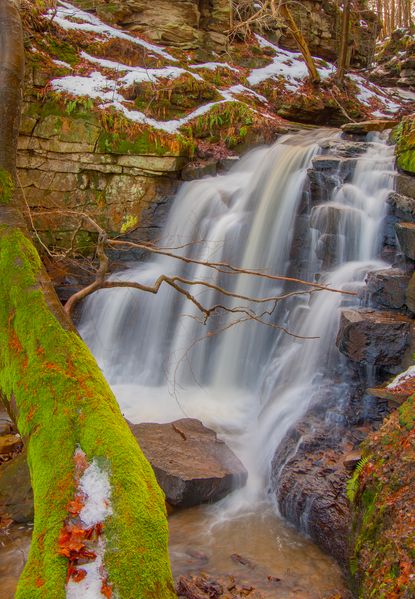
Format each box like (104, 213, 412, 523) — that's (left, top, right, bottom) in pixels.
(364, 268, 411, 311)
(278, 0, 378, 67)
(336, 308, 412, 366)
(272, 424, 351, 566)
(395, 173, 415, 200)
(181, 161, 217, 181)
(129, 418, 247, 507)
(395, 222, 415, 260)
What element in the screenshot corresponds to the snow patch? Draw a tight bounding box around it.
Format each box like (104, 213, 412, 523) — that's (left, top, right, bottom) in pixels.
(81, 52, 203, 83)
(189, 61, 240, 73)
(49, 1, 176, 61)
(387, 365, 415, 390)
(248, 35, 334, 90)
(78, 460, 112, 528)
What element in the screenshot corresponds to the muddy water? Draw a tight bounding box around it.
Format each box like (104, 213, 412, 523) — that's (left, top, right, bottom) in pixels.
(169, 504, 350, 598)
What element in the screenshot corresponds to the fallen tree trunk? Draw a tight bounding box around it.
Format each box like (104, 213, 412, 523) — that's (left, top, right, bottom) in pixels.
(0, 2, 175, 597)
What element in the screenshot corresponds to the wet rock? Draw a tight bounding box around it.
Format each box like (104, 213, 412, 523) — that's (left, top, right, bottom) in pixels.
(364, 268, 411, 310)
(387, 192, 415, 222)
(315, 233, 338, 265)
(343, 450, 362, 471)
(395, 222, 415, 260)
(341, 119, 399, 135)
(318, 140, 370, 157)
(129, 419, 247, 507)
(395, 173, 415, 200)
(0, 435, 22, 456)
(0, 451, 33, 523)
(336, 308, 412, 366)
(311, 155, 356, 179)
(272, 420, 352, 565)
(182, 161, 217, 181)
(405, 272, 415, 312)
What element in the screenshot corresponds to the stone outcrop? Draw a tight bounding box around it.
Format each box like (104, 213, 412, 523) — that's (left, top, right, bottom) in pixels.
(73, 0, 230, 51)
(272, 419, 352, 565)
(336, 308, 412, 366)
(395, 222, 415, 260)
(277, 0, 379, 67)
(364, 269, 411, 311)
(17, 98, 185, 254)
(341, 119, 399, 135)
(369, 29, 415, 88)
(129, 418, 247, 507)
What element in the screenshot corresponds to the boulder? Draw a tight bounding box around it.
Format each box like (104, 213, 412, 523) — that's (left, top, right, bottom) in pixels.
(395, 222, 415, 260)
(129, 418, 247, 507)
(336, 308, 412, 366)
(341, 119, 399, 135)
(387, 192, 415, 221)
(364, 268, 411, 310)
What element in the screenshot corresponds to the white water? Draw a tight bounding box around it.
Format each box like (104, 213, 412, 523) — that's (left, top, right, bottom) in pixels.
(80, 130, 396, 519)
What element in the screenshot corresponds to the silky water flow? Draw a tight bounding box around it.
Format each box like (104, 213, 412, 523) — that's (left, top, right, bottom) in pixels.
(80, 130, 396, 597)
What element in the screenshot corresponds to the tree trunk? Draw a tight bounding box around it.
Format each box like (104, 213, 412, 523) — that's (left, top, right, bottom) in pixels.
(278, 2, 321, 83)
(336, 0, 351, 85)
(0, 2, 175, 598)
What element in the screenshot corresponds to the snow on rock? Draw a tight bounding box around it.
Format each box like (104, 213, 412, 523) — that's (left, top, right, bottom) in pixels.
(81, 52, 203, 83)
(49, 0, 176, 61)
(189, 62, 240, 73)
(387, 365, 415, 390)
(350, 74, 402, 115)
(248, 35, 334, 90)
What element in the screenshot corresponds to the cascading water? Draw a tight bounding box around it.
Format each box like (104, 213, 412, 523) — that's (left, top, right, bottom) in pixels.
(79, 129, 396, 594)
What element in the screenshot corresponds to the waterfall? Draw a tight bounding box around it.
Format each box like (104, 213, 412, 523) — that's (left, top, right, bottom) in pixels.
(79, 129, 396, 514)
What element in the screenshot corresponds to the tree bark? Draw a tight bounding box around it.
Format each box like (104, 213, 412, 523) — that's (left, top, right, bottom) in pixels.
(336, 0, 351, 85)
(277, 2, 321, 83)
(0, 2, 175, 597)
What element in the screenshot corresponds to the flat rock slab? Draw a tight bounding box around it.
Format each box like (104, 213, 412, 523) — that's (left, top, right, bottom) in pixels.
(341, 119, 399, 135)
(336, 308, 412, 365)
(129, 418, 247, 507)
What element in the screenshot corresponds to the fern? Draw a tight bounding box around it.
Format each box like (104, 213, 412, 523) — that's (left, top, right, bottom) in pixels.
(346, 456, 370, 504)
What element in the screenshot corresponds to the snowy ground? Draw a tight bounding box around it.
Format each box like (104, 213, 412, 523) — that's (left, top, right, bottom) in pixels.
(44, 1, 406, 134)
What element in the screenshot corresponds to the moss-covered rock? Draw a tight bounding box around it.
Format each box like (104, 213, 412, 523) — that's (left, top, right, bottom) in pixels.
(350, 391, 415, 598)
(395, 116, 415, 175)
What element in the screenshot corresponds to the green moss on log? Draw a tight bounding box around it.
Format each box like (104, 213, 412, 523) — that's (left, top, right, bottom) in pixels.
(0, 224, 175, 597)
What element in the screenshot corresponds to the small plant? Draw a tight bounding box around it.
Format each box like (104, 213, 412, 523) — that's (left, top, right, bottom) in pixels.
(346, 456, 370, 503)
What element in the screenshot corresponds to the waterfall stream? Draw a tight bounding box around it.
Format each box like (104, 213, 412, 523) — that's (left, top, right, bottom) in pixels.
(79, 129, 396, 593)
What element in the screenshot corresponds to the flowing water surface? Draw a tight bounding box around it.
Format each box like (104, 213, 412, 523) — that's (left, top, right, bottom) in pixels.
(79, 129, 396, 595)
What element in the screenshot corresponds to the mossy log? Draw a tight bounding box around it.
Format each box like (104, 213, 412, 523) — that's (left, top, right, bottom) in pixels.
(0, 1, 175, 597)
